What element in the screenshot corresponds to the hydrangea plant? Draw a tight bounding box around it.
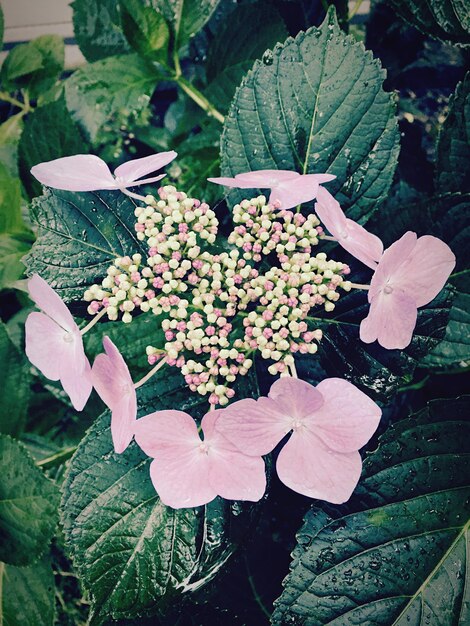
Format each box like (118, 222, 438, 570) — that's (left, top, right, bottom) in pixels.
(0, 2, 469, 625)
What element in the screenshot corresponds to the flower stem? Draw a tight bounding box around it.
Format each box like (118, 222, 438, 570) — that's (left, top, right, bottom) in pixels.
(121, 188, 148, 202)
(349, 0, 365, 20)
(80, 307, 108, 335)
(37, 445, 77, 469)
(289, 361, 298, 378)
(174, 76, 225, 124)
(320, 235, 337, 242)
(0, 91, 29, 111)
(349, 282, 370, 290)
(134, 357, 167, 389)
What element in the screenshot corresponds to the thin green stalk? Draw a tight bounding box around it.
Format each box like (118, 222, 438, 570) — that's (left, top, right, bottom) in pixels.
(349, 0, 365, 20)
(174, 76, 225, 124)
(37, 446, 77, 469)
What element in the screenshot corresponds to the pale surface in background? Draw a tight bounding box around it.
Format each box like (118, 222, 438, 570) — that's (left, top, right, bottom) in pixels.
(1, 0, 84, 68)
(0, 0, 370, 69)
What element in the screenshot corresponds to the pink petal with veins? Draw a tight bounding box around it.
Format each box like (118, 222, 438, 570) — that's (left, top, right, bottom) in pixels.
(313, 378, 382, 452)
(360, 288, 417, 349)
(202, 411, 266, 502)
(387, 235, 456, 307)
(25, 276, 92, 410)
(113, 151, 177, 183)
(214, 396, 290, 456)
(315, 187, 383, 269)
(27, 274, 75, 331)
(31, 155, 117, 191)
(276, 429, 362, 503)
(91, 337, 136, 453)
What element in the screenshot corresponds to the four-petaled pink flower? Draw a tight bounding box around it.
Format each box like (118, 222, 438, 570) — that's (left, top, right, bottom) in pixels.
(208, 169, 336, 210)
(360, 231, 456, 350)
(315, 186, 383, 269)
(91, 337, 137, 454)
(215, 377, 381, 504)
(134, 409, 266, 509)
(30, 151, 177, 192)
(25, 274, 92, 411)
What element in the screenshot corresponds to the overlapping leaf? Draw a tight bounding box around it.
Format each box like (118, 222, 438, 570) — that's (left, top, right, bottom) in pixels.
(65, 54, 160, 142)
(19, 96, 89, 198)
(24, 188, 146, 302)
(0, 436, 59, 566)
(385, 0, 470, 47)
(72, 0, 130, 61)
(158, 0, 219, 49)
(61, 366, 259, 624)
(272, 396, 470, 625)
(0, 556, 55, 626)
(437, 72, 470, 193)
(220, 8, 400, 222)
(205, 2, 288, 111)
(0, 321, 31, 436)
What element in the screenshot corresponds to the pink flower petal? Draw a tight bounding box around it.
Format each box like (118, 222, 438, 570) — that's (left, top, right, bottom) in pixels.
(58, 333, 93, 411)
(27, 274, 75, 332)
(134, 410, 199, 458)
(123, 173, 166, 186)
(31, 155, 117, 191)
(269, 173, 335, 210)
(91, 337, 136, 453)
(25, 311, 92, 410)
(360, 288, 417, 349)
(315, 187, 383, 269)
(208, 170, 301, 190)
(369, 231, 417, 300)
(113, 151, 177, 183)
(135, 411, 216, 508)
(312, 378, 381, 452)
(268, 377, 324, 420)
(149, 455, 216, 509)
(25, 312, 64, 381)
(214, 396, 291, 456)
(387, 235, 455, 307)
(276, 429, 362, 503)
(202, 411, 266, 502)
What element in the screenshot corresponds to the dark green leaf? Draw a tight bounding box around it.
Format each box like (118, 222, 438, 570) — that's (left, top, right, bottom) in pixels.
(0, 232, 32, 289)
(0, 435, 59, 566)
(436, 72, 470, 193)
(220, 8, 400, 222)
(72, 0, 130, 61)
(0, 320, 31, 436)
(18, 96, 89, 198)
(0, 36, 64, 98)
(158, 0, 219, 49)
(272, 396, 470, 625)
(65, 54, 160, 143)
(424, 279, 470, 369)
(61, 366, 259, 623)
(0, 113, 24, 177)
(121, 0, 170, 63)
(0, 556, 55, 626)
(204, 2, 288, 111)
(385, 0, 470, 47)
(0, 163, 22, 233)
(24, 188, 147, 302)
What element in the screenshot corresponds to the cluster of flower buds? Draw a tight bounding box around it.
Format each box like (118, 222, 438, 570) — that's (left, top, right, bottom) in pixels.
(229, 195, 322, 262)
(80, 184, 357, 404)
